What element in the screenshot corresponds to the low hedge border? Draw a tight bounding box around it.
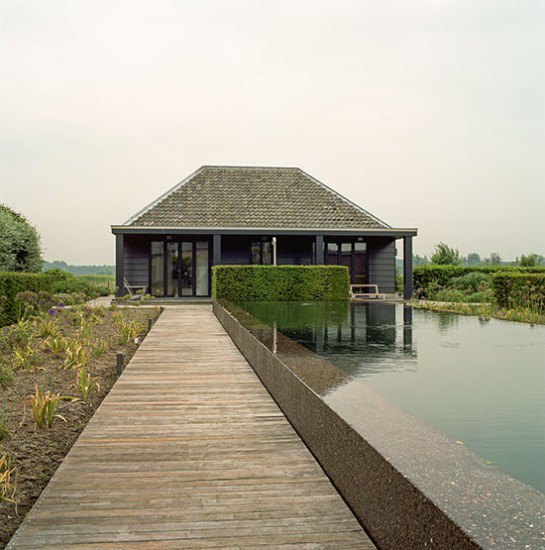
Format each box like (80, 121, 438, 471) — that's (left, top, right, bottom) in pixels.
(413, 265, 545, 291)
(212, 265, 350, 302)
(492, 273, 545, 312)
(0, 272, 51, 326)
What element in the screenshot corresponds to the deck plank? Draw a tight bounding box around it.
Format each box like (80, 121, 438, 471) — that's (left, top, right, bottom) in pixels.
(7, 305, 374, 549)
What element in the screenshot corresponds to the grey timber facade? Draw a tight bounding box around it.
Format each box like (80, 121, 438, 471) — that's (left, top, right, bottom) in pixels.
(111, 166, 417, 299)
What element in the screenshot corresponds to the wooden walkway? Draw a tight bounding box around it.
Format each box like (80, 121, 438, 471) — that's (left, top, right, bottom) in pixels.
(8, 306, 374, 549)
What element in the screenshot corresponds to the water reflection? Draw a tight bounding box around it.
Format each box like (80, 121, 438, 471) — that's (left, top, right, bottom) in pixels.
(234, 300, 545, 494)
(403, 307, 413, 350)
(240, 301, 417, 379)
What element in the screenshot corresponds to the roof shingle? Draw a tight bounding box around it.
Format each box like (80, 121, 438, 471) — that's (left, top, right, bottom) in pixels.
(125, 166, 389, 229)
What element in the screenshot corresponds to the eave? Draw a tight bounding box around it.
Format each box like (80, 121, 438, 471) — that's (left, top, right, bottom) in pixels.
(111, 225, 418, 238)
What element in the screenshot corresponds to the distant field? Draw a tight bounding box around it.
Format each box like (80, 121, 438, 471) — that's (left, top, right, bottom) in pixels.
(76, 274, 116, 293)
(43, 261, 115, 276)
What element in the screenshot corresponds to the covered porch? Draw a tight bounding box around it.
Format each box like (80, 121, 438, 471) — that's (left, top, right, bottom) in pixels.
(113, 228, 416, 300)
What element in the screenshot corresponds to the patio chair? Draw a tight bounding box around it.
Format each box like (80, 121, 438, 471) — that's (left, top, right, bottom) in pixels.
(123, 278, 147, 300)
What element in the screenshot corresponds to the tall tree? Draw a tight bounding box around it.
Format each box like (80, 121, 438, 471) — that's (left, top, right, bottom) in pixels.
(520, 253, 537, 267)
(430, 242, 461, 265)
(0, 204, 43, 272)
(466, 253, 481, 265)
(412, 254, 429, 266)
(486, 252, 502, 265)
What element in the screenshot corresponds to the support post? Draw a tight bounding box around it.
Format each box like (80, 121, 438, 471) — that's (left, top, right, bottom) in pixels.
(403, 236, 413, 300)
(116, 352, 125, 377)
(315, 235, 324, 265)
(212, 234, 222, 266)
(115, 234, 124, 297)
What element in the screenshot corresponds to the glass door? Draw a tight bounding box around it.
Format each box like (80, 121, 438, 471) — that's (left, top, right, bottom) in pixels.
(324, 240, 367, 284)
(166, 242, 179, 297)
(180, 242, 193, 297)
(150, 242, 165, 296)
(150, 239, 210, 297)
(195, 241, 209, 296)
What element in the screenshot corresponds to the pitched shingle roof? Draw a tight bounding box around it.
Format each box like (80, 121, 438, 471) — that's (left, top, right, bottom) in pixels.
(124, 166, 390, 229)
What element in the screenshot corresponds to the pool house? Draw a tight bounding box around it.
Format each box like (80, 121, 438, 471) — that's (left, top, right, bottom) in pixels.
(111, 165, 417, 299)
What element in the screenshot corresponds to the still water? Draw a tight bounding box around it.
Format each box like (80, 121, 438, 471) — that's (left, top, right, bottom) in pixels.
(240, 301, 545, 494)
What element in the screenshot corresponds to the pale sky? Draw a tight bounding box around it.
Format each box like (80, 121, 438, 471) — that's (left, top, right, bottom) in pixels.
(1, 0, 544, 264)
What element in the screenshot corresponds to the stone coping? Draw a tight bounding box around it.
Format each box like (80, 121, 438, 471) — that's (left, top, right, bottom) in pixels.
(213, 300, 545, 550)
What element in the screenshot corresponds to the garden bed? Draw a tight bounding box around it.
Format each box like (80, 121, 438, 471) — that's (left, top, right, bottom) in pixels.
(0, 304, 160, 548)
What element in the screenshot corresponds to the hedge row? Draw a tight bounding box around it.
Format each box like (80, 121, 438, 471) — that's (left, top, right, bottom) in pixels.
(212, 265, 350, 302)
(492, 273, 545, 312)
(413, 265, 545, 290)
(0, 272, 51, 326)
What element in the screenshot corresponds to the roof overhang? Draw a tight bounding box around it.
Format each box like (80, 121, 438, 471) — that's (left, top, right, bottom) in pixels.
(111, 226, 417, 238)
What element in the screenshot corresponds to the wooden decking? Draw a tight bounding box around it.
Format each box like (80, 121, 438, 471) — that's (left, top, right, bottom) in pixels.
(8, 306, 374, 549)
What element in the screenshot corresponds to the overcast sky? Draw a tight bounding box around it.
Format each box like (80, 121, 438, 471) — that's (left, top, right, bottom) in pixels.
(1, 0, 543, 264)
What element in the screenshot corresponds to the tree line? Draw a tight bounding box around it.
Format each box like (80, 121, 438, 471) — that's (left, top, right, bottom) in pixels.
(414, 243, 544, 267)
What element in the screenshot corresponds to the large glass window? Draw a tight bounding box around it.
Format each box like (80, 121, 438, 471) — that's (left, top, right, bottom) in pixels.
(325, 242, 339, 265)
(181, 242, 193, 297)
(195, 241, 209, 296)
(251, 240, 273, 265)
(251, 242, 261, 265)
(262, 241, 272, 265)
(151, 242, 164, 296)
(166, 242, 178, 297)
(340, 243, 352, 270)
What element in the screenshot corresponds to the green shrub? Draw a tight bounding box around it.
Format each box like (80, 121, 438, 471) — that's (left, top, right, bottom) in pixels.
(492, 273, 545, 313)
(76, 274, 115, 295)
(15, 290, 57, 316)
(212, 265, 349, 302)
(54, 292, 87, 306)
(413, 265, 545, 294)
(0, 204, 42, 272)
(450, 271, 491, 293)
(0, 272, 51, 326)
(431, 288, 492, 303)
(45, 270, 112, 298)
(0, 362, 13, 390)
(430, 242, 461, 265)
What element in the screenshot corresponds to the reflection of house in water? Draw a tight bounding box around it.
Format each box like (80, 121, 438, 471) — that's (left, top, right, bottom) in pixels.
(317, 303, 405, 348)
(306, 303, 417, 379)
(241, 301, 418, 380)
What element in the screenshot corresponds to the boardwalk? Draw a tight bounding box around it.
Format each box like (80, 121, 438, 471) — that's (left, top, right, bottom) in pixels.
(8, 306, 374, 549)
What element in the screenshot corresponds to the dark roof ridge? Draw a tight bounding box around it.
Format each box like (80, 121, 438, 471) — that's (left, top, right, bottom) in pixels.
(200, 165, 300, 170)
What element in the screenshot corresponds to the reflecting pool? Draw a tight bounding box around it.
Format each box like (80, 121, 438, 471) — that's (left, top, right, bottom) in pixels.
(240, 301, 545, 494)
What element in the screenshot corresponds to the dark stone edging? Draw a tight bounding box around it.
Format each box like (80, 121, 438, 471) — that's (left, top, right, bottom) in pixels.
(213, 301, 545, 550)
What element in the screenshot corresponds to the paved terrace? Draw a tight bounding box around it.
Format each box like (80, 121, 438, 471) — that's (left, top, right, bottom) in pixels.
(8, 306, 374, 549)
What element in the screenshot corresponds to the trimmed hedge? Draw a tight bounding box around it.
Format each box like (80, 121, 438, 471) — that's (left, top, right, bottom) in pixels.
(0, 272, 51, 326)
(212, 265, 350, 302)
(492, 273, 545, 312)
(413, 265, 545, 291)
